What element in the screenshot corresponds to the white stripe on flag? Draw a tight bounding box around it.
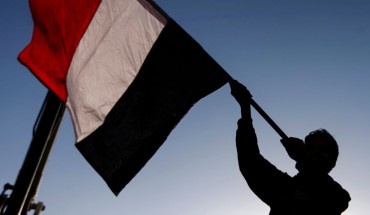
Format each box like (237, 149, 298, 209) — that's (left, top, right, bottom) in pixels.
(66, 0, 167, 141)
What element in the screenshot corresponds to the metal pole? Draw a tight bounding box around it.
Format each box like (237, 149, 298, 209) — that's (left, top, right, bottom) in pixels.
(3, 91, 65, 215)
(250, 98, 288, 139)
(22, 96, 65, 215)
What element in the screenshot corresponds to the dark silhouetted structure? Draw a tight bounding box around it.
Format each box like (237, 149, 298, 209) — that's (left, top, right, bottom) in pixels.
(230, 80, 350, 215)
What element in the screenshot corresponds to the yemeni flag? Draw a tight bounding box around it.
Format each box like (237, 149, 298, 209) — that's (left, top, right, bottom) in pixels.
(19, 0, 230, 195)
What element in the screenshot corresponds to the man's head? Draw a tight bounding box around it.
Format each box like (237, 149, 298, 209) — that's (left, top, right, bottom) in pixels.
(300, 129, 339, 174)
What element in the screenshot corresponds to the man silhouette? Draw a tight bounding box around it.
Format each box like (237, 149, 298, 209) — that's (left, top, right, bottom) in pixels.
(230, 80, 350, 215)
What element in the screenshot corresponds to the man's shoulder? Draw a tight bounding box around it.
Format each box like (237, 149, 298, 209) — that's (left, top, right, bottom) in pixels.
(292, 173, 351, 201)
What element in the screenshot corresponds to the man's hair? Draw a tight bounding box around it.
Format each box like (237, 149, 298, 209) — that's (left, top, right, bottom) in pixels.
(305, 129, 339, 165)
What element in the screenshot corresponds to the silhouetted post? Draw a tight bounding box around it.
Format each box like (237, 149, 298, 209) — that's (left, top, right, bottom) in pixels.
(3, 91, 65, 215)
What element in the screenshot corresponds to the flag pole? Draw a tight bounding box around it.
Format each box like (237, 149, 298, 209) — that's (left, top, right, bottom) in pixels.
(227, 76, 288, 139)
(3, 91, 65, 215)
(249, 98, 288, 139)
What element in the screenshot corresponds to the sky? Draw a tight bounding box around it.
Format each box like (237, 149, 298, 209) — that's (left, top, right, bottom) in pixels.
(0, 0, 369, 214)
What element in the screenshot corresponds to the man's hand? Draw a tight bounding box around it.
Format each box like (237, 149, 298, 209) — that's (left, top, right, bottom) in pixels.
(281, 137, 306, 162)
(230, 80, 252, 107)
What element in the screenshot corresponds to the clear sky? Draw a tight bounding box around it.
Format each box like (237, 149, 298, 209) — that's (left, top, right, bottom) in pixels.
(1, 0, 369, 214)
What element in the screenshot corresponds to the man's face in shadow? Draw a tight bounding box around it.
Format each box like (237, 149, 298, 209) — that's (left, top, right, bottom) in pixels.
(298, 139, 336, 174)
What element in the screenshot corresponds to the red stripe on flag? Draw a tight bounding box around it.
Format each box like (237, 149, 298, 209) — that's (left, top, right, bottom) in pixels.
(18, 0, 102, 102)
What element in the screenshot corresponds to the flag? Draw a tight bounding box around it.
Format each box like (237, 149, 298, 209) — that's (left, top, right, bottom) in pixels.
(19, 0, 230, 195)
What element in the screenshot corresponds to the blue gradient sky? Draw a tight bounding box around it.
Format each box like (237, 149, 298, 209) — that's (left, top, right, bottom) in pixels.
(1, 0, 369, 214)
